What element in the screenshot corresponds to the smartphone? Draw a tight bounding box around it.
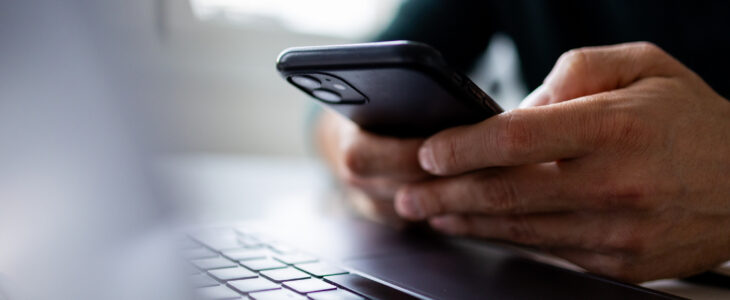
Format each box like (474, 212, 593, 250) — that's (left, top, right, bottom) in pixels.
(276, 41, 503, 137)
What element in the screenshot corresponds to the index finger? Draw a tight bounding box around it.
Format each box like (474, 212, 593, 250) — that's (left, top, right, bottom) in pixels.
(340, 123, 430, 181)
(418, 97, 605, 175)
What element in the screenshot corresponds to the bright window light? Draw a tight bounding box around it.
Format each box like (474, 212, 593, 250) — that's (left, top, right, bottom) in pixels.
(189, 0, 404, 39)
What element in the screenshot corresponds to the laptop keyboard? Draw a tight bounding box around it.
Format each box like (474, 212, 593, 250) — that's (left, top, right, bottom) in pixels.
(185, 227, 418, 300)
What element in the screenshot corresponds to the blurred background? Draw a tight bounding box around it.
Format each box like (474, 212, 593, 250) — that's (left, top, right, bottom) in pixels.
(122, 0, 524, 156)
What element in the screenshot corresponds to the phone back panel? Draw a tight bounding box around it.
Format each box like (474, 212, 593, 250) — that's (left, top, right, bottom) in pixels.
(320, 68, 485, 136)
(277, 41, 502, 137)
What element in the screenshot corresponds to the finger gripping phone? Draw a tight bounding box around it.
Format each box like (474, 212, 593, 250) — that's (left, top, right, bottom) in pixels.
(276, 41, 503, 137)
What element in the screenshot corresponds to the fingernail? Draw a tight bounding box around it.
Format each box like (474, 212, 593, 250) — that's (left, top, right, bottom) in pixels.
(396, 191, 424, 220)
(418, 146, 437, 173)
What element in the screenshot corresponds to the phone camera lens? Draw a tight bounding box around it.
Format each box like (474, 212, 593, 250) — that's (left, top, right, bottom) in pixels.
(312, 89, 341, 102)
(291, 75, 321, 89)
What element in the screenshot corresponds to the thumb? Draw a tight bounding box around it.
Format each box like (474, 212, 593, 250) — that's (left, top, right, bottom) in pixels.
(519, 84, 549, 108)
(523, 42, 683, 107)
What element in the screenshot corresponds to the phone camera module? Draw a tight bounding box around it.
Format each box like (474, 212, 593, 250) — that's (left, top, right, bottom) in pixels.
(291, 75, 321, 89)
(312, 89, 341, 103)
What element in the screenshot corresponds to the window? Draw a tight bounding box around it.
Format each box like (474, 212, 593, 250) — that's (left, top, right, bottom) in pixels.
(189, 0, 403, 39)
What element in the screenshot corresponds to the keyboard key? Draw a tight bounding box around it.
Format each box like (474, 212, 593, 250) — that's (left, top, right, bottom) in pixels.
(185, 248, 218, 259)
(192, 230, 242, 251)
(324, 274, 418, 300)
(222, 248, 272, 261)
(199, 238, 242, 251)
(268, 242, 297, 254)
(228, 277, 280, 294)
(307, 289, 364, 300)
(274, 254, 317, 265)
(241, 258, 287, 271)
(283, 278, 336, 294)
(260, 267, 310, 282)
(208, 267, 257, 281)
(196, 285, 242, 299)
(191, 273, 219, 287)
(192, 257, 238, 270)
(295, 263, 347, 277)
(249, 289, 305, 299)
(238, 235, 264, 248)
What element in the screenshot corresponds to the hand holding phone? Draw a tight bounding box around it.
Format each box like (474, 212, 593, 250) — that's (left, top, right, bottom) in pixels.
(276, 41, 502, 224)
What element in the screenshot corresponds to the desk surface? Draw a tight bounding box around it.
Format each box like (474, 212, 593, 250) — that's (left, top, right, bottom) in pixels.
(160, 154, 730, 300)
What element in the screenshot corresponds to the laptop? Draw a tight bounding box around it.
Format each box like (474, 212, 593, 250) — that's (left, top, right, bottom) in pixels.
(0, 1, 684, 299)
(181, 215, 682, 300)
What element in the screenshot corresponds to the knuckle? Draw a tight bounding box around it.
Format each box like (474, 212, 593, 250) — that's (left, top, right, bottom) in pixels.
(600, 175, 659, 210)
(624, 186, 658, 210)
(559, 48, 590, 74)
(341, 170, 366, 188)
(478, 171, 519, 213)
(654, 76, 686, 94)
(503, 215, 541, 244)
(599, 104, 652, 148)
(498, 112, 535, 163)
(614, 114, 650, 144)
(422, 187, 445, 215)
(628, 42, 682, 77)
(597, 182, 653, 210)
(342, 140, 368, 176)
(632, 41, 663, 57)
(631, 42, 676, 70)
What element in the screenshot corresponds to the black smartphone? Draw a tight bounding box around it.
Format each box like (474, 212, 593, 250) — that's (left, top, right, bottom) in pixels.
(276, 41, 503, 137)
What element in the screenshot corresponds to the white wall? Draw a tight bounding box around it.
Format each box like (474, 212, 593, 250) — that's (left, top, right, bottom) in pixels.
(154, 1, 355, 156)
(109, 0, 522, 157)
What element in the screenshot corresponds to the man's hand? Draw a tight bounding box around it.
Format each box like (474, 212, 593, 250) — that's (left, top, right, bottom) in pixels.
(316, 111, 430, 225)
(394, 42, 730, 282)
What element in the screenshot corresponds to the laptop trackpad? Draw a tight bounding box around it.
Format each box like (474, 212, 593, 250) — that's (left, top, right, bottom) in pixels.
(343, 249, 668, 300)
(343, 249, 521, 300)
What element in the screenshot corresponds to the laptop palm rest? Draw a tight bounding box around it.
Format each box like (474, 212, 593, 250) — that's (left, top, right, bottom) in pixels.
(260, 218, 680, 299)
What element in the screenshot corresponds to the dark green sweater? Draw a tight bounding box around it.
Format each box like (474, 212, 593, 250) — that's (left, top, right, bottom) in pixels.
(377, 0, 730, 98)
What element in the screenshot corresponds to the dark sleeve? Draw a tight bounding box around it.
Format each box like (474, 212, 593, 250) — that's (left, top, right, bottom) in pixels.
(375, 0, 497, 74)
